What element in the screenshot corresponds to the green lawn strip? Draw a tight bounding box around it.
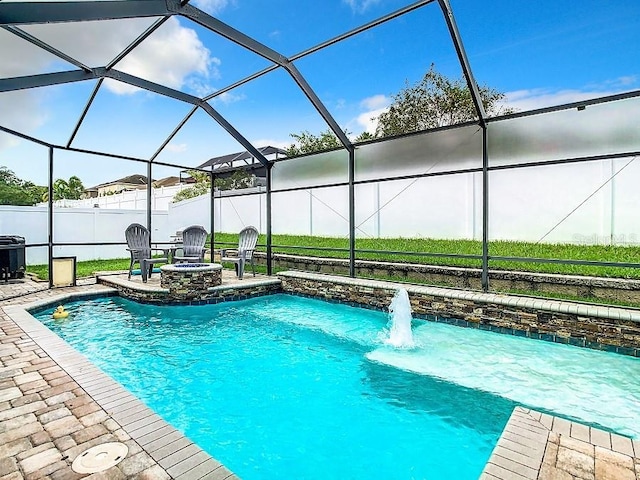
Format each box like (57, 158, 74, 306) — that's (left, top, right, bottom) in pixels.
(26, 234, 640, 281)
(28, 258, 132, 281)
(243, 234, 640, 278)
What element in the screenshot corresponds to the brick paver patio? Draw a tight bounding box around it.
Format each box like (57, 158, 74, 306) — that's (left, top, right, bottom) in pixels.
(0, 277, 237, 479)
(1, 275, 640, 479)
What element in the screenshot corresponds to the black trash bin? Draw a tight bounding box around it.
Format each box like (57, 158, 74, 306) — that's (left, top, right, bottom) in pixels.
(0, 235, 26, 281)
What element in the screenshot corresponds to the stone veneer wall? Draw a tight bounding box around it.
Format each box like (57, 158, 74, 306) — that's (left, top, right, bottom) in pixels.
(160, 267, 222, 301)
(278, 272, 640, 357)
(254, 253, 640, 305)
(98, 276, 282, 305)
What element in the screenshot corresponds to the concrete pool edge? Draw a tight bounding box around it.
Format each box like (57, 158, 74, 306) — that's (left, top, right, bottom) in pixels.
(480, 407, 640, 479)
(2, 286, 238, 480)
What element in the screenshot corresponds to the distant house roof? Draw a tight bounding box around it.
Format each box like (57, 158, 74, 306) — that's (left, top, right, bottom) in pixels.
(90, 174, 151, 190)
(197, 146, 286, 174)
(153, 176, 184, 188)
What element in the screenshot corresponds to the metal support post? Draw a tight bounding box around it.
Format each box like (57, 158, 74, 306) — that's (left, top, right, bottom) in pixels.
(481, 126, 489, 291)
(210, 172, 215, 258)
(349, 149, 356, 277)
(146, 162, 152, 239)
(48, 147, 54, 288)
(266, 163, 273, 276)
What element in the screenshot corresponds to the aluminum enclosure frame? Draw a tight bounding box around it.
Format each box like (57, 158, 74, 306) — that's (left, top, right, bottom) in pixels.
(1, 1, 638, 291)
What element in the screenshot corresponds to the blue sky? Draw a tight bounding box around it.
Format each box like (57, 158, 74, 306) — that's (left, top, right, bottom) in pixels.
(0, 0, 638, 187)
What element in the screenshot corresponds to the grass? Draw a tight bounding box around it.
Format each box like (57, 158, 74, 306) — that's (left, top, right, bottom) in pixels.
(27, 233, 640, 281)
(219, 233, 640, 278)
(28, 258, 131, 281)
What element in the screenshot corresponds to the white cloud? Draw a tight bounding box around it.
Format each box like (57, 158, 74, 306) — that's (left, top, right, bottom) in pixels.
(192, 0, 232, 15)
(0, 91, 48, 150)
(14, 17, 218, 96)
(0, 17, 220, 152)
(166, 143, 188, 153)
(503, 76, 639, 112)
(505, 88, 618, 112)
(356, 107, 387, 135)
(360, 94, 389, 110)
(611, 75, 638, 87)
(343, 0, 382, 14)
(107, 18, 218, 95)
(211, 91, 247, 105)
(352, 94, 391, 135)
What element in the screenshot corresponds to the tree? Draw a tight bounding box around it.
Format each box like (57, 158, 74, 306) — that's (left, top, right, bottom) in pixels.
(285, 129, 342, 157)
(285, 129, 375, 156)
(375, 64, 514, 137)
(215, 170, 254, 191)
(42, 176, 85, 201)
(172, 169, 255, 202)
(173, 170, 210, 202)
(0, 167, 46, 206)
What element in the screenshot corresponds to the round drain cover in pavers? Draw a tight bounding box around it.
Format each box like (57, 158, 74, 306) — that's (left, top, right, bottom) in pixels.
(71, 442, 129, 474)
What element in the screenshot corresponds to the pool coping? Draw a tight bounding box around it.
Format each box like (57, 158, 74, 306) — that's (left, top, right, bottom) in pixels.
(480, 407, 640, 480)
(3, 286, 238, 480)
(277, 271, 640, 322)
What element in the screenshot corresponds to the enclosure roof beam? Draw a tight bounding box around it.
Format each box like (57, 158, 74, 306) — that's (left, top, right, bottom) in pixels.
(286, 63, 353, 152)
(104, 68, 200, 104)
(1, 25, 91, 72)
(0, 0, 169, 25)
(178, 2, 352, 151)
(106, 16, 170, 70)
(200, 102, 270, 167)
(0, 67, 269, 166)
(0, 69, 96, 92)
(291, 0, 436, 62)
(204, 0, 436, 102)
(438, 0, 486, 125)
(66, 78, 103, 148)
(149, 106, 198, 162)
(178, 3, 288, 67)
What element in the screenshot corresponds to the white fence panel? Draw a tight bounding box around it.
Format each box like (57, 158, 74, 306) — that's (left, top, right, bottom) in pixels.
(3, 156, 640, 267)
(0, 206, 171, 265)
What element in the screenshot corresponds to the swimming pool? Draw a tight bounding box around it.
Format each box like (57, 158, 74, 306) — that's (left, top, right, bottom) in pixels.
(37, 293, 640, 479)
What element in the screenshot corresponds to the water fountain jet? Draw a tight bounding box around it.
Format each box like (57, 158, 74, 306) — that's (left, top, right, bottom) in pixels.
(384, 288, 415, 348)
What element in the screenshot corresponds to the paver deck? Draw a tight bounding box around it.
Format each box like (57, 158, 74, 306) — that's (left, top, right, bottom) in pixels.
(481, 407, 640, 480)
(0, 274, 250, 479)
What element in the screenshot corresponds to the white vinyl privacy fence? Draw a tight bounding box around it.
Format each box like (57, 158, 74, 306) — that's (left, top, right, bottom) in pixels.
(3, 95, 640, 265)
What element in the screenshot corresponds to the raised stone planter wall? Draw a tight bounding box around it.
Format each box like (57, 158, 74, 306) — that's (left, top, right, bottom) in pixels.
(98, 275, 282, 305)
(160, 263, 222, 301)
(278, 271, 640, 356)
(254, 253, 640, 305)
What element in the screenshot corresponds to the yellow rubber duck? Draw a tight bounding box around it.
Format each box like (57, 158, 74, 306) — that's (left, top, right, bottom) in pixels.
(52, 305, 69, 319)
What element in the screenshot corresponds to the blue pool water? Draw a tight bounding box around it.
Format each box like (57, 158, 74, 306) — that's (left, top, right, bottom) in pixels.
(37, 294, 640, 479)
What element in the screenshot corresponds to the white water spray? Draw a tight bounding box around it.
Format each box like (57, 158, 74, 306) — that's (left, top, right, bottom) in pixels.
(383, 288, 415, 348)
